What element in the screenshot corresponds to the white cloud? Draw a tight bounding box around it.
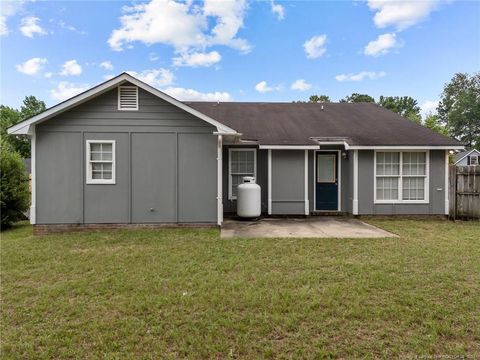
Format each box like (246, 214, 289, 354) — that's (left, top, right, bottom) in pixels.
(0, 16, 7, 36)
(291, 79, 312, 91)
(19, 16, 46, 38)
(163, 87, 232, 101)
(60, 60, 82, 76)
(335, 71, 386, 82)
(99, 61, 113, 70)
(50, 81, 89, 101)
(255, 81, 272, 93)
(364, 33, 398, 56)
(255, 80, 282, 93)
(367, 0, 441, 31)
(303, 34, 327, 59)
(173, 51, 221, 67)
(1, 0, 26, 36)
(126, 68, 174, 88)
(44, 72, 53, 78)
(270, 0, 285, 20)
(108, 0, 250, 64)
(421, 100, 439, 116)
(16, 57, 47, 75)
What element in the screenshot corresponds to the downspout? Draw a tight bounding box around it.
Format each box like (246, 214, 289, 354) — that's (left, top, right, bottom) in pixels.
(445, 150, 449, 215)
(30, 125, 36, 224)
(217, 134, 223, 226)
(268, 149, 272, 215)
(352, 149, 359, 215)
(304, 149, 309, 215)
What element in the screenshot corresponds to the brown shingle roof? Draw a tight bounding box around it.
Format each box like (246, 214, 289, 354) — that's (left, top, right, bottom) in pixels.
(186, 102, 462, 147)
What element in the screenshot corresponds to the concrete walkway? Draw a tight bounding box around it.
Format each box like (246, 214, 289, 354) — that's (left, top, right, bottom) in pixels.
(221, 217, 396, 238)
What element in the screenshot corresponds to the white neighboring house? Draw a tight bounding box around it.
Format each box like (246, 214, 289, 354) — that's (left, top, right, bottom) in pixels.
(453, 149, 480, 166)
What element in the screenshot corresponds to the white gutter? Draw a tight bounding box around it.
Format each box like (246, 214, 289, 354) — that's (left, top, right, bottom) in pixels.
(347, 145, 464, 150)
(259, 145, 320, 150)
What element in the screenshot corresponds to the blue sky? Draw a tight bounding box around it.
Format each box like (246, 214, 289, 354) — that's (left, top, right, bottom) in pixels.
(1, 0, 479, 116)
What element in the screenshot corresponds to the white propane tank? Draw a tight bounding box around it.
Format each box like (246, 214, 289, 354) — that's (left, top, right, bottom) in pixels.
(237, 176, 261, 218)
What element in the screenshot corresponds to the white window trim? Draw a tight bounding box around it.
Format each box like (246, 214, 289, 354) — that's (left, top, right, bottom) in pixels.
(228, 148, 257, 200)
(86, 140, 116, 185)
(374, 150, 429, 204)
(118, 86, 139, 111)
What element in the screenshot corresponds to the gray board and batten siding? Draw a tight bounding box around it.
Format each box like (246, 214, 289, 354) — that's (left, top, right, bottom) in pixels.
(357, 150, 447, 215)
(36, 83, 218, 224)
(222, 147, 447, 216)
(270, 150, 306, 215)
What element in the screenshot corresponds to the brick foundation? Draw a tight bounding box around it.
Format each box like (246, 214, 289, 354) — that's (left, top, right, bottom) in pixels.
(33, 223, 218, 235)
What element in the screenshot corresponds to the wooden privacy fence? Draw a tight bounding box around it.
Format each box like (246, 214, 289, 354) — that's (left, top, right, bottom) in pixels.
(449, 165, 480, 220)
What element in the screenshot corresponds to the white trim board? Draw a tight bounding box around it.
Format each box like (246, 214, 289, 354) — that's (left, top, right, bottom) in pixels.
(444, 150, 449, 215)
(304, 150, 309, 215)
(259, 145, 320, 150)
(353, 149, 358, 215)
(257, 144, 462, 151)
(268, 149, 272, 215)
(348, 145, 464, 150)
(8, 73, 238, 135)
(30, 126, 36, 224)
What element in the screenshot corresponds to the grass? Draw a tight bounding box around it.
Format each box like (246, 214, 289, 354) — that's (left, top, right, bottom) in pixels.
(1, 219, 479, 359)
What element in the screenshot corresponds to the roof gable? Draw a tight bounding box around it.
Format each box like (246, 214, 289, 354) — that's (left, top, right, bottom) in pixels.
(454, 149, 480, 164)
(8, 73, 238, 135)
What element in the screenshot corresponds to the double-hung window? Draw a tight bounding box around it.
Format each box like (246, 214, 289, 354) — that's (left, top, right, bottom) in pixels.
(229, 148, 256, 199)
(86, 140, 115, 184)
(375, 151, 428, 203)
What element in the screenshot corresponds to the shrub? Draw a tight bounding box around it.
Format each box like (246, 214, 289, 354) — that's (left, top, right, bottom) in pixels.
(1, 141, 30, 229)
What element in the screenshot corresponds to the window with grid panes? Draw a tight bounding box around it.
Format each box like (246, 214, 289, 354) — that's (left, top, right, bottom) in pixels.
(375, 151, 427, 202)
(86, 140, 115, 184)
(229, 149, 256, 198)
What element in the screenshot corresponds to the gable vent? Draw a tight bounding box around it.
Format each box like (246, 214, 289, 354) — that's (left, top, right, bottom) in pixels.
(118, 86, 138, 110)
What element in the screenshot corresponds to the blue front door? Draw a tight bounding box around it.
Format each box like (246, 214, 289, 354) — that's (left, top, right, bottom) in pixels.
(315, 152, 338, 211)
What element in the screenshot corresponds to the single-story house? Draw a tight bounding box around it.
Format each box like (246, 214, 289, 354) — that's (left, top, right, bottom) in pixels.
(453, 149, 479, 166)
(8, 73, 464, 231)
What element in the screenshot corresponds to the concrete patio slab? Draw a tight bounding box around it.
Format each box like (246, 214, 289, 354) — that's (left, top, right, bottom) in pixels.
(221, 217, 396, 238)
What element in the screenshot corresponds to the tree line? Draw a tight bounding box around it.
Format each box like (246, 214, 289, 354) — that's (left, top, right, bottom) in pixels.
(297, 72, 479, 149)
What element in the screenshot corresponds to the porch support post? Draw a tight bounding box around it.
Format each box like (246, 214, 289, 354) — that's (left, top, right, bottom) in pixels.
(216, 134, 223, 226)
(304, 150, 309, 215)
(445, 150, 449, 215)
(268, 149, 272, 215)
(352, 149, 359, 215)
(30, 125, 36, 224)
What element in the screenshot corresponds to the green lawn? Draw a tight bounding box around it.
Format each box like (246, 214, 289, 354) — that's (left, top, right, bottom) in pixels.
(1, 220, 479, 359)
